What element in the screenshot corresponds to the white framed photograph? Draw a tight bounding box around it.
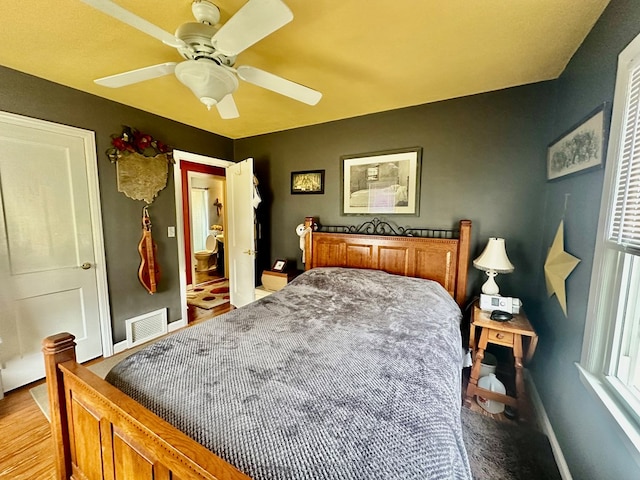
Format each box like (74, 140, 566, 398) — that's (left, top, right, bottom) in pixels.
(341, 147, 422, 215)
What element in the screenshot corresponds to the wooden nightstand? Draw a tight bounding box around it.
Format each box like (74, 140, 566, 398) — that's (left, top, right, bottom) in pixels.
(465, 302, 538, 421)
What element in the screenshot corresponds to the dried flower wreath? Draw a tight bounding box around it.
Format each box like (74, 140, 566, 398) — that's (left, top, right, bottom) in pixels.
(106, 126, 173, 163)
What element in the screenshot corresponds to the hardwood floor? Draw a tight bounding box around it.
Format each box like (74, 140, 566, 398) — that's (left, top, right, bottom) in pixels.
(188, 301, 234, 324)
(0, 380, 55, 479)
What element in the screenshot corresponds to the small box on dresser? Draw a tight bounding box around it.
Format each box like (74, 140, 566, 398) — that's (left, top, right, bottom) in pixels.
(261, 270, 298, 292)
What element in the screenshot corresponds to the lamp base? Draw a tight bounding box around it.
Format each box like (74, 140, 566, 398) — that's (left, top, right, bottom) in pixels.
(481, 270, 500, 295)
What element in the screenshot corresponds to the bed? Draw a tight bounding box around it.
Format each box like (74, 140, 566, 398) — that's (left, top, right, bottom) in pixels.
(43, 217, 472, 480)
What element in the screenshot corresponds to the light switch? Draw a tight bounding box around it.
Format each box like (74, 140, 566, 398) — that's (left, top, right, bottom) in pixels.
(168, 226, 175, 237)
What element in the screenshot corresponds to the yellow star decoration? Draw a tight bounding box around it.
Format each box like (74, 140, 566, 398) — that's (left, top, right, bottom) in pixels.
(544, 220, 581, 317)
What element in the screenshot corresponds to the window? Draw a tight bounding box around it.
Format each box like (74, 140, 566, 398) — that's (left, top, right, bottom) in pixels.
(580, 32, 640, 460)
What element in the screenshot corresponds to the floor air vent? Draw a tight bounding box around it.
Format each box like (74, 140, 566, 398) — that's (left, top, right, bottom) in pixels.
(125, 308, 168, 348)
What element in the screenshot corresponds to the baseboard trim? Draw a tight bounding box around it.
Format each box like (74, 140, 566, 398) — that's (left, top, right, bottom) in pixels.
(525, 370, 573, 480)
(112, 340, 128, 355)
(168, 318, 187, 332)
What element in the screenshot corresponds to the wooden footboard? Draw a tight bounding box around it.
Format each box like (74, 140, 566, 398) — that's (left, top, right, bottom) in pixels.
(43, 333, 251, 480)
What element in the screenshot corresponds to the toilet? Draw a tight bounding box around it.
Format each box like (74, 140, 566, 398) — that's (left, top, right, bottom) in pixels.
(194, 235, 218, 272)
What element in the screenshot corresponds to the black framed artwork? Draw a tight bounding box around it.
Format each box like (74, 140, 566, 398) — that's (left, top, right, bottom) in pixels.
(291, 170, 325, 194)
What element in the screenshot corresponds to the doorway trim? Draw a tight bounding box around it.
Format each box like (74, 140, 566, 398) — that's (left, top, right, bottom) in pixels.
(0, 111, 113, 356)
(173, 150, 233, 323)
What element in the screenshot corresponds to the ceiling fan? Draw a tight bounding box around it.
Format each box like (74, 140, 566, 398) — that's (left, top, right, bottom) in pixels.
(82, 0, 322, 119)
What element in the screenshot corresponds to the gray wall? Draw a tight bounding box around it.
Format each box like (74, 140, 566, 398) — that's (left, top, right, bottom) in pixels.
(532, 0, 640, 478)
(0, 66, 233, 343)
(236, 82, 554, 315)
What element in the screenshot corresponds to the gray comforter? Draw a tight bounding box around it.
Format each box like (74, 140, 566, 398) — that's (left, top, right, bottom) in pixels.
(107, 267, 472, 479)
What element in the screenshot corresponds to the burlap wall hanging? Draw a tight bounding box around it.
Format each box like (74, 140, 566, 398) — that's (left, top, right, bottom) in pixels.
(106, 126, 174, 204)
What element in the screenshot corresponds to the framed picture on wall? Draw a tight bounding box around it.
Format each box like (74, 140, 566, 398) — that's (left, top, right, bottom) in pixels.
(547, 103, 609, 181)
(291, 170, 325, 194)
(341, 147, 422, 215)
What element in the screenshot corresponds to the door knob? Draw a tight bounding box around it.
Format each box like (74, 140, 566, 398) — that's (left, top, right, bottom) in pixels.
(81, 262, 92, 270)
(243, 249, 256, 256)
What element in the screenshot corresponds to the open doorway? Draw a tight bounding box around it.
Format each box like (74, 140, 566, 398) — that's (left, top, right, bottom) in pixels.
(187, 171, 226, 287)
(177, 160, 226, 286)
(180, 161, 229, 321)
(173, 150, 257, 324)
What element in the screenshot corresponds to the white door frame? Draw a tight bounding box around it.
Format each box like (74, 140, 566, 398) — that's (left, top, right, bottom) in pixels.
(173, 150, 233, 323)
(0, 111, 113, 356)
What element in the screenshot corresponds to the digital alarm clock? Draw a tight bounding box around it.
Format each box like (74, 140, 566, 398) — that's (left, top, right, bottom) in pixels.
(480, 294, 522, 314)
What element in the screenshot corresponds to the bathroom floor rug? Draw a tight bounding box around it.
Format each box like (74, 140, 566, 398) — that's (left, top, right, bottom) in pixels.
(187, 278, 230, 309)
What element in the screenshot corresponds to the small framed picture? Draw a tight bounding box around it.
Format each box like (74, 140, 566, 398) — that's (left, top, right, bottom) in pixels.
(271, 259, 287, 272)
(291, 170, 325, 194)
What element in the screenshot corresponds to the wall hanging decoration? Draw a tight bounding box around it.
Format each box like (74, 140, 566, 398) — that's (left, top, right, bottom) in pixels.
(341, 147, 422, 215)
(138, 206, 160, 294)
(106, 126, 173, 204)
(291, 170, 325, 194)
(547, 103, 609, 181)
(544, 219, 580, 316)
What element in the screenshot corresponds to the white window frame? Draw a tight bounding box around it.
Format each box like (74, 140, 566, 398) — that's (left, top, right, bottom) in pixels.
(579, 32, 640, 466)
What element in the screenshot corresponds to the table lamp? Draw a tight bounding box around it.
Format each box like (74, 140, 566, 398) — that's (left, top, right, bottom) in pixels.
(473, 237, 514, 295)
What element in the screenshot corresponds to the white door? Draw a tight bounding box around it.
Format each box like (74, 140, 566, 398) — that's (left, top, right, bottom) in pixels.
(0, 113, 107, 392)
(225, 158, 256, 308)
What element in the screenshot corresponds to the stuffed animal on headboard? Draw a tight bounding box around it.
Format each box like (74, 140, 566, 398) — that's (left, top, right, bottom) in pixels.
(295, 223, 312, 263)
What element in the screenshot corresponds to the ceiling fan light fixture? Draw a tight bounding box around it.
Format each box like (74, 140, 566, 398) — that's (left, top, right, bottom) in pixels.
(85, 0, 322, 120)
(175, 60, 239, 107)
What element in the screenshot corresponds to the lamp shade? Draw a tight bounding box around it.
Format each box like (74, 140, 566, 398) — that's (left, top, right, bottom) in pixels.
(473, 238, 514, 273)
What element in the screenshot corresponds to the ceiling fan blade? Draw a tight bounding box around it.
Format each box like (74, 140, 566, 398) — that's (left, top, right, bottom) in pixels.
(211, 0, 293, 56)
(237, 66, 322, 106)
(80, 0, 185, 48)
(216, 94, 240, 119)
(95, 62, 178, 88)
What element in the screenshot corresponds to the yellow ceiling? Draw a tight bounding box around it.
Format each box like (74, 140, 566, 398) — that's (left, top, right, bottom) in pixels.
(0, 0, 610, 139)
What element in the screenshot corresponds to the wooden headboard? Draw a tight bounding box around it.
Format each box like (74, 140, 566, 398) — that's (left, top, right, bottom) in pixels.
(304, 218, 472, 307)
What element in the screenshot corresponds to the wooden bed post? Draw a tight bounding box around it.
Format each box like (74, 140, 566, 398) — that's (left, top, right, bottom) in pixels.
(42, 332, 77, 480)
(455, 220, 472, 306)
(304, 216, 316, 270)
